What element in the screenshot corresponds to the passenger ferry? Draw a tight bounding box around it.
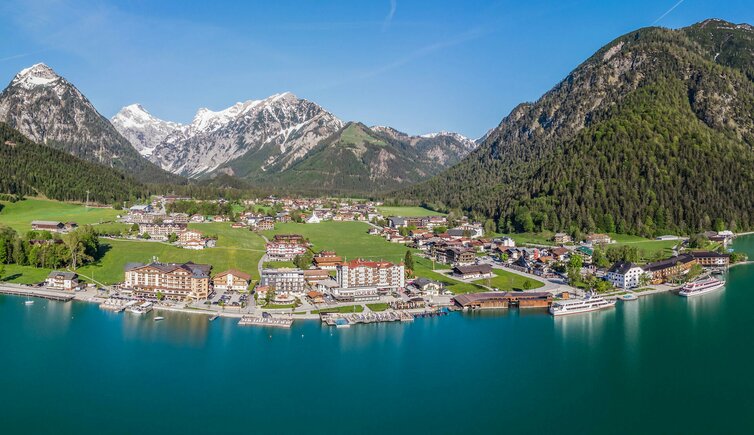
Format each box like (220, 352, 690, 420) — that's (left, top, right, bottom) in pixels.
(127, 302, 153, 315)
(679, 277, 725, 297)
(549, 292, 616, 316)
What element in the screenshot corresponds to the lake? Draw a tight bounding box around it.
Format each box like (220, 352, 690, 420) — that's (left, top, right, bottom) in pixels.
(2, 237, 754, 434)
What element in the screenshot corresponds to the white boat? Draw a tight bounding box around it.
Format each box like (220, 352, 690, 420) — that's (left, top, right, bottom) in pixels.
(24, 300, 34, 305)
(154, 316, 165, 321)
(679, 277, 725, 297)
(549, 292, 616, 316)
(619, 293, 638, 301)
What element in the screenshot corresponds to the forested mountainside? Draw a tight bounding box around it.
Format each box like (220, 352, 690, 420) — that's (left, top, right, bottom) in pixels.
(0, 123, 148, 204)
(246, 122, 472, 195)
(0, 64, 182, 184)
(395, 19, 754, 236)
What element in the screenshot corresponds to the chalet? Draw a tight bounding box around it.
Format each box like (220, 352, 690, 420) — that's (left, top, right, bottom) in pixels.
(31, 221, 77, 233)
(605, 261, 645, 289)
(212, 269, 251, 292)
(551, 247, 570, 261)
(408, 278, 443, 296)
(554, 233, 572, 244)
(690, 251, 730, 267)
(435, 247, 475, 265)
(643, 254, 696, 284)
(307, 290, 325, 304)
(304, 268, 331, 285)
(254, 285, 271, 299)
(586, 233, 613, 245)
(452, 264, 493, 280)
(313, 251, 343, 270)
(256, 219, 275, 231)
(575, 246, 594, 263)
(45, 271, 80, 291)
(139, 222, 187, 241)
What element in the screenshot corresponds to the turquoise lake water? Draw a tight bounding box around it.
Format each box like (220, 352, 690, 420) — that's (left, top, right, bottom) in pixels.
(3, 237, 754, 434)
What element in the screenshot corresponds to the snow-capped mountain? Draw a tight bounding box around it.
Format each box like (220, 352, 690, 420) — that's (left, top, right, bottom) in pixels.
(371, 125, 477, 166)
(112, 92, 344, 178)
(111, 104, 183, 157)
(0, 63, 178, 182)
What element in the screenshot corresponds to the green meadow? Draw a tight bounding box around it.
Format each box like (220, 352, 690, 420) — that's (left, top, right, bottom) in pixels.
(0, 198, 120, 232)
(377, 206, 446, 217)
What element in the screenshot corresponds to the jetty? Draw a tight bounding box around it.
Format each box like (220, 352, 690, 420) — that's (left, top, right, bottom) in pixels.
(0, 284, 74, 302)
(238, 315, 293, 328)
(100, 298, 138, 312)
(320, 310, 415, 327)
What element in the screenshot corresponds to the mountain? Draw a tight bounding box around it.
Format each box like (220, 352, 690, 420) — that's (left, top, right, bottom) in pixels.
(0, 64, 180, 184)
(370, 126, 476, 166)
(396, 19, 754, 236)
(112, 95, 477, 193)
(0, 122, 147, 204)
(112, 93, 344, 178)
(252, 122, 471, 195)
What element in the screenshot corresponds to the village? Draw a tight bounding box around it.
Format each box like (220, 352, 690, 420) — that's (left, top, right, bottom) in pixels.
(0, 195, 743, 328)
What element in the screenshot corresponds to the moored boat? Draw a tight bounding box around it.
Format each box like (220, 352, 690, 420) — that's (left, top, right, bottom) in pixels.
(549, 292, 616, 316)
(154, 316, 165, 321)
(679, 277, 725, 297)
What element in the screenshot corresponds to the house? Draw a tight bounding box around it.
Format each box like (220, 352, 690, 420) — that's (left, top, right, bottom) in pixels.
(494, 236, 516, 248)
(212, 269, 251, 292)
(605, 261, 646, 289)
(31, 221, 77, 233)
(306, 213, 321, 224)
(256, 219, 275, 231)
(408, 278, 443, 296)
(312, 251, 343, 270)
(554, 233, 572, 244)
(260, 268, 307, 294)
(129, 204, 153, 214)
(45, 271, 80, 291)
(254, 285, 271, 299)
(690, 251, 730, 267)
(452, 264, 493, 280)
(139, 222, 187, 241)
(177, 230, 207, 250)
(307, 290, 325, 304)
(123, 261, 212, 301)
(643, 254, 696, 284)
(303, 268, 331, 284)
(434, 247, 476, 265)
(586, 233, 613, 245)
(265, 235, 308, 260)
(575, 246, 594, 263)
(551, 247, 570, 262)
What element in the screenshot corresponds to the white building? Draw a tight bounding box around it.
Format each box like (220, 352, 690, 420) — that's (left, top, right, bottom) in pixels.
(45, 271, 80, 291)
(333, 259, 405, 301)
(306, 213, 321, 224)
(606, 261, 646, 289)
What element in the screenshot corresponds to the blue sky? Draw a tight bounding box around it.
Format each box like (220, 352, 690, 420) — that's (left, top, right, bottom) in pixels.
(1, 0, 752, 138)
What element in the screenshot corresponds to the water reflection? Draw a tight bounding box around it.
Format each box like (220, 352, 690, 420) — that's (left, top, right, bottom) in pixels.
(683, 289, 724, 323)
(120, 310, 210, 348)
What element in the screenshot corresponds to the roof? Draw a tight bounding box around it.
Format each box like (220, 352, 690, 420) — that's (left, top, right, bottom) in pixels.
(214, 269, 251, 281)
(47, 271, 77, 279)
(576, 246, 594, 256)
(413, 277, 440, 288)
(551, 247, 569, 256)
(453, 264, 492, 275)
(343, 258, 400, 269)
(607, 261, 639, 275)
(125, 261, 211, 278)
(643, 254, 695, 272)
(690, 251, 730, 258)
(31, 220, 63, 227)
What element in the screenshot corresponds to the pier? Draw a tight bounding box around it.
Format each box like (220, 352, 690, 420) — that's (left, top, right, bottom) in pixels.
(0, 284, 75, 302)
(321, 310, 415, 327)
(238, 315, 293, 328)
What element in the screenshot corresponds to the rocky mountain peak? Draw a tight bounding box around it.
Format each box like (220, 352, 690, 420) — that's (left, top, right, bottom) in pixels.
(10, 63, 61, 89)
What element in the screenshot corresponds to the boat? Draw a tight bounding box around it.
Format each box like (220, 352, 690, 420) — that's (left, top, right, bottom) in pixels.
(24, 300, 35, 305)
(619, 293, 638, 301)
(154, 316, 165, 321)
(209, 314, 219, 321)
(549, 292, 616, 316)
(679, 276, 725, 297)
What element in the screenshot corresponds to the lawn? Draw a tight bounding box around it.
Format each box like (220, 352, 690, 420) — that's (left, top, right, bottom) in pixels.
(474, 269, 545, 291)
(311, 305, 365, 314)
(263, 221, 408, 262)
(496, 232, 555, 246)
(610, 237, 679, 262)
(377, 206, 446, 217)
(263, 260, 295, 268)
(366, 303, 389, 312)
(0, 264, 52, 284)
(0, 198, 121, 232)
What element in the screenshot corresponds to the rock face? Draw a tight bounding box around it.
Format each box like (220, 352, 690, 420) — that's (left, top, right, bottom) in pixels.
(112, 95, 478, 192)
(0, 63, 177, 183)
(112, 92, 345, 178)
(398, 19, 754, 234)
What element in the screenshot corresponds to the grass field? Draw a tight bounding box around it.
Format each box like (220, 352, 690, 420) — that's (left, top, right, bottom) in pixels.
(0, 198, 120, 232)
(377, 206, 446, 217)
(474, 269, 545, 291)
(0, 264, 52, 284)
(311, 305, 365, 314)
(609, 234, 680, 262)
(366, 303, 389, 312)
